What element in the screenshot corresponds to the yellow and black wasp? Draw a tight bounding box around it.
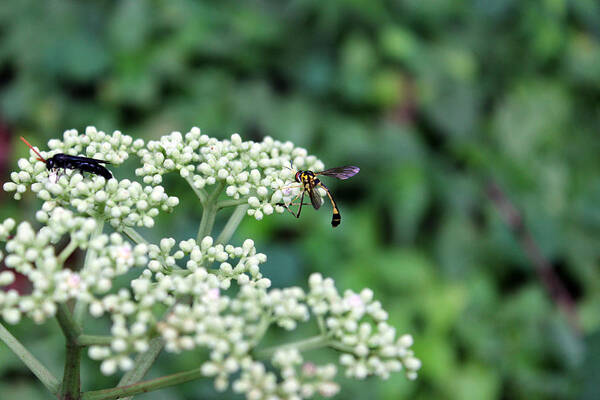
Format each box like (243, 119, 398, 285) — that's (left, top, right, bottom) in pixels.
(279, 165, 360, 227)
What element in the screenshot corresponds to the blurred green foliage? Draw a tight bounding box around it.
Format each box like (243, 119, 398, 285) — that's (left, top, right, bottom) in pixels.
(1, 1, 600, 399)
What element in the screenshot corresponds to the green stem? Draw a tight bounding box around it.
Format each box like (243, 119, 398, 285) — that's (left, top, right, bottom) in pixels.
(217, 197, 249, 210)
(73, 299, 87, 329)
(117, 337, 165, 400)
(58, 238, 79, 264)
(61, 342, 81, 400)
(74, 219, 104, 326)
(329, 341, 356, 353)
(82, 365, 203, 400)
(184, 175, 208, 205)
(249, 315, 272, 347)
(56, 304, 82, 343)
(196, 181, 226, 241)
(0, 322, 60, 394)
(56, 304, 83, 400)
(254, 335, 331, 360)
(316, 315, 326, 334)
(209, 180, 227, 203)
(121, 227, 149, 245)
(216, 204, 249, 244)
(197, 203, 217, 242)
(77, 335, 113, 347)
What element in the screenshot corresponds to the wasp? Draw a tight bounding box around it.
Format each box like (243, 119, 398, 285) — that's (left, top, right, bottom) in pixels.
(278, 165, 360, 227)
(20, 136, 113, 180)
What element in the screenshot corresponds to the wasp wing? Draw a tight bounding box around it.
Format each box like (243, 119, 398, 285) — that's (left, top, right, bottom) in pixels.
(53, 154, 112, 164)
(308, 185, 322, 210)
(88, 159, 111, 164)
(76, 155, 112, 164)
(316, 166, 359, 180)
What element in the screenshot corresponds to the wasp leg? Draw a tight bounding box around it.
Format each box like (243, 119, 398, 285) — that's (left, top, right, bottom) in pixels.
(292, 190, 306, 218)
(277, 190, 303, 217)
(318, 182, 341, 227)
(56, 168, 66, 181)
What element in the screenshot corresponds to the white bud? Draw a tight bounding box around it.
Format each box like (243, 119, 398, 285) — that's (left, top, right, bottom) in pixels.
(263, 204, 274, 215)
(248, 197, 261, 207)
(201, 236, 213, 250)
(226, 186, 237, 197)
(2, 308, 21, 324)
(218, 169, 229, 179)
(398, 334, 414, 348)
(3, 182, 17, 192)
(231, 133, 242, 146)
(148, 260, 161, 272)
(404, 357, 421, 371)
(243, 239, 254, 252)
(250, 169, 261, 182)
(257, 186, 268, 197)
(143, 216, 154, 227)
(112, 339, 128, 352)
(90, 302, 104, 317)
(88, 346, 107, 360)
(101, 359, 117, 375)
(119, 357, 134, 371)
(0, 271, 15, 286)
(271, 191, 282, 203)
(96, 278, 112, 293)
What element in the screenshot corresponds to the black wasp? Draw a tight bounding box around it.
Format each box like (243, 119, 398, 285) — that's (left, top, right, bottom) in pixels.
(20, 136, 113, 180)
(278, 165, 359, 227)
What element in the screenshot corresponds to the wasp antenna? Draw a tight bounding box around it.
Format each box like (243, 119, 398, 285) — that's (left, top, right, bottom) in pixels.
(19, 136, 46, 162)
(284, 160, 295, 171)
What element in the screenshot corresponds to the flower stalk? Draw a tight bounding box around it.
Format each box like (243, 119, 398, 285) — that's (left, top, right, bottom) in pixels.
(0, 322, 60, 395)
(184, 175, 208, 204)
(82, 366, 204, 400)
(77, 335, 114, 347)
(56, 304, 83, 400)
(254, 335, 331, 360)
(121, 226, 149, 246)
(196, 180, 226, 241)
(216, 204, 249, 244)
(74, 219, 104, 325)
(217, 197, 249, 209)
(116, 337, 165, 400)
(58, 238, 79, 264)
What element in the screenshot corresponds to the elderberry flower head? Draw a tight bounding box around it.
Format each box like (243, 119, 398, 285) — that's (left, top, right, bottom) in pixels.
(0, 129, 419, 399)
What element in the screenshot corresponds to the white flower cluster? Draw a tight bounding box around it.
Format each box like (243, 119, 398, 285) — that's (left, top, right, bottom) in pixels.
(88, 237, 273, 375)
(0, 129, 420, 399)
(2, 127, 179, 229)
(80, 233, 148, 298)
(135, 127, 325, 220)
(83, 238, 418, 398)
(0, 208, 147, 325)
(0, 218, 16, 261)
(232, 350, 339, 399)
(308, 274, 421, 380)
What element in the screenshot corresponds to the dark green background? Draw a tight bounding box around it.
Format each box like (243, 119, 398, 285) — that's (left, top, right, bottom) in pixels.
(1, 1, 599, 399)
